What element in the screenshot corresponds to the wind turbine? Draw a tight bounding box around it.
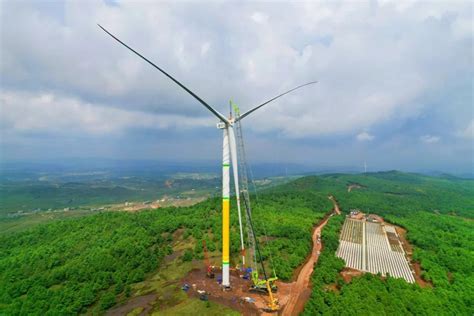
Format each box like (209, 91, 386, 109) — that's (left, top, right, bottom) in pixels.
(98, 24, 317, 288)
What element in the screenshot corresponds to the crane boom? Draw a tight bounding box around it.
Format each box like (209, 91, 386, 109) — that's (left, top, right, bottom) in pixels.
(232, 102, 257, 272)
(232, 102, 278, 311)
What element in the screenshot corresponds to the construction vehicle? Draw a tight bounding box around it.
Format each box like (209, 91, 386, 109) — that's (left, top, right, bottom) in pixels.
(250, 270, 278, 293)
(202, 240, 215, 278)
(233, 102, 279, 312)
(197, 289, 210, 301)
(263, 280, 279, 312)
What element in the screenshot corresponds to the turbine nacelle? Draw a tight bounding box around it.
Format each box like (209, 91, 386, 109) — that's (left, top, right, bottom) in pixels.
(217, 122, 227, 129)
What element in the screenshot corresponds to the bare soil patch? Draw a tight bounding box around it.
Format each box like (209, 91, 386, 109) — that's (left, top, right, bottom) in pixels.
(325, 283, 339, 293)
(106, 293, 156, 316)
(413, 262, 432, 288)
(107, 197, 206, 213)
(328, 196, 341, 215)
(181, 267, 281, 315)
(340, 267, 364, 283)
(347, 183, 366, 192)
(396, 226, 433, 288)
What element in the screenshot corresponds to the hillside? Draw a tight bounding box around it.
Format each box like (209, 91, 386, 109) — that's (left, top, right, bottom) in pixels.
(0, 171, 472, 314)
(0, 166, 296, 220)
(0, 174, 220, 216)
(291, 173, 474, 315)
(0, 185, 330, 314)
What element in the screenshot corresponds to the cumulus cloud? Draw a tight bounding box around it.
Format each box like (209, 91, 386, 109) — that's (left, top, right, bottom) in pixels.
(420, 135, 440, 144)
(1, 1, 471, 138)
(0, 90, 213, 135)
(251, 12, 268, 24)
(356, 131, 375, 141)
(0, 1, 472, 171)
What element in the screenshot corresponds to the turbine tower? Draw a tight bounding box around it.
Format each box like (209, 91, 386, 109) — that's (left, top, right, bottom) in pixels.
(98, 25, 317, 287)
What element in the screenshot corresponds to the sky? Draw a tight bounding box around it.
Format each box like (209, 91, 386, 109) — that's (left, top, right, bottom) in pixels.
(0, 0, 473, 174)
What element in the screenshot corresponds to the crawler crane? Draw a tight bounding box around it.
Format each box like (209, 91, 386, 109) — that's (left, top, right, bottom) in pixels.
(233, 102, 279, 311)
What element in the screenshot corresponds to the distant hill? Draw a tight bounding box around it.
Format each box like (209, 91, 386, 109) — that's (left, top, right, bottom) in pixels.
(270, 171, 474, 218)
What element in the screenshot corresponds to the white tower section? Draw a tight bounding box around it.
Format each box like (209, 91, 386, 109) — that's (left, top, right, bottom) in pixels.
(221, 126, 231, 287)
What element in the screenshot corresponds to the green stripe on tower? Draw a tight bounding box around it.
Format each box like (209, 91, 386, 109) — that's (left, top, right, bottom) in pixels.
(222, 163, 230, 167)
(222, 197, 230, 200)
(222, 261, 230, 265)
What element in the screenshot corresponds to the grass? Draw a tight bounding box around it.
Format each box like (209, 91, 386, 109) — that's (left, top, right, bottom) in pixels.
(125, 252, 238, 315)
(152, 297, 239, 316)
(0, 209, 96, 234)
(122, 233, 207, 313)
(127, 307, 145, 316)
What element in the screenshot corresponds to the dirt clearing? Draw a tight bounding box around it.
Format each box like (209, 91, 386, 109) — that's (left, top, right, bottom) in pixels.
(106, 293, 156, 316)
(395, 226, 433, 288)
(179, 206, 337, 316)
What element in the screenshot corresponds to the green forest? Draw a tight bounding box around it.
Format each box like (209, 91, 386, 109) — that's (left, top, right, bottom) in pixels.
(298, 172, 474, 315)
(0, 175, 219, 216)
(0, 186, 330, 314)
(0, 171, 473, 314)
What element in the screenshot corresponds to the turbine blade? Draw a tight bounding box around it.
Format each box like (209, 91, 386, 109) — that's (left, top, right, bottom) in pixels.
(236, 81, 318, 121)
(228, 126, 246, 266)
(98, 24, 229, 124)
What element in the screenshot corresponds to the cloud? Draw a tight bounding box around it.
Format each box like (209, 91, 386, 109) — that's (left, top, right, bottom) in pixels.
(200, 42, 211, 57)
(356, 131, 375, 141)
(0, 1, 472, 172)
(420, 135, 440, 144)
(0, 90, 213, 135)
(1, 1, 470, 140)
(251, 12, 268, 24)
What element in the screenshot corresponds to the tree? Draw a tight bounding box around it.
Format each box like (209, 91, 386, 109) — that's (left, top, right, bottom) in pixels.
(99, 292, 115, 310)
(182, 249, 193, 262)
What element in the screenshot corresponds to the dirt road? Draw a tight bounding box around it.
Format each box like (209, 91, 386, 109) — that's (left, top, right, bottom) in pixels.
(328, 195, 341, 215)
(282, 215, 331, 316)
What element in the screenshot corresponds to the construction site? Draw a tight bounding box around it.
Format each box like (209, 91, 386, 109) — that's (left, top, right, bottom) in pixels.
(336, 212, 415, 283)
(179, 208, 336, 315)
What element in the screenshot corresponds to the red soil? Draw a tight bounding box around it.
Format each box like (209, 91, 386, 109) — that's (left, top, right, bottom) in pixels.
(395, 226, 433, 288)
(340, 267, 364, 283)
(181, 208, 337, 315)
(282, 215, 331, 316)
